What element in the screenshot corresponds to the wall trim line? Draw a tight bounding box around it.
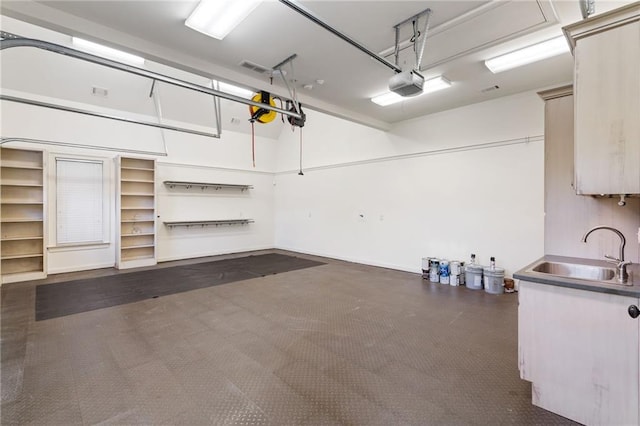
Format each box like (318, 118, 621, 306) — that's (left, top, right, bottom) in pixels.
(276, 134, 543, 175)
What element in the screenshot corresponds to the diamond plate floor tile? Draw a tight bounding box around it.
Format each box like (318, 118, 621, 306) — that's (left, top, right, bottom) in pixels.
(169, 356, 274, 425)
(123, 359, 196, 424)
(1, 249, 580, 426)
(107, 328, 157, 370)
(89, 408, 150, 425)
(274, 360, 408, 426)
(24, 403, 84, 426)
(227, 330, 293, 372)
(73, 363, 136, 425)
(324, 358, 449, 425)
(205, 345, 316, 425)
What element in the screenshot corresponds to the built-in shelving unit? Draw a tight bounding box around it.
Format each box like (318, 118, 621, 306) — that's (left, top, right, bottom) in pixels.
(116, 156, 157, 269)
(1, 147, 47, 284)
(163, 219, 254, 228)
(163, 181, 253, 191)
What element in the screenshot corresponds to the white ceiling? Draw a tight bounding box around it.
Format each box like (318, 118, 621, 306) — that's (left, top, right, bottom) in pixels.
(0, 0, 633, 129)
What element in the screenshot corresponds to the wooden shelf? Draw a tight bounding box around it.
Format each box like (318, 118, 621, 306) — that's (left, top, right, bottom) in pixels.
(1, 148, 46, 282)
(121, 166, 154, 171)
(121, 179, 154, 183)
(163, 181, 253, 191)
(1, 259, 45, 276)
(164, 219, 254, 228)
(1, 253, 43, 260)
(121, 244, 155, 250)
(0, 165, 43, 170)
(1, 167, 44, 187)
(0, 183, 43, 188)
(121, 253, 154, 261)
(1, 201, 44, 205)
(117, 156, 156, 270)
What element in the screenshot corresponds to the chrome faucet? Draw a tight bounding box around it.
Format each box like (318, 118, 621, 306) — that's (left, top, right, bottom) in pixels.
(581, 226, 632, 284)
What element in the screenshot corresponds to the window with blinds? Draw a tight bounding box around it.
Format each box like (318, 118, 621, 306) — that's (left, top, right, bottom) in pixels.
(56, 158, 104, 245)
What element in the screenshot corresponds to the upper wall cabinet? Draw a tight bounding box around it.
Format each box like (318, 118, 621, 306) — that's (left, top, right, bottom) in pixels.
(563, 3, 640, 195)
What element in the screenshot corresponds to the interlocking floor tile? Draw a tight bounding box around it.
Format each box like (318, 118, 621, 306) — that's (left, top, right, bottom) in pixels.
(1, 249, 578, 425)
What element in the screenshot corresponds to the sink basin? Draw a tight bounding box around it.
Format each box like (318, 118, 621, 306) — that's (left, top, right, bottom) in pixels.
(530, 261, 616, 281)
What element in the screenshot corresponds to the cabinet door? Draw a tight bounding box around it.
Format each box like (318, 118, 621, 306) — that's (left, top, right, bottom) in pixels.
(574, 20, 640, 195)
(519, 281, 639, 425)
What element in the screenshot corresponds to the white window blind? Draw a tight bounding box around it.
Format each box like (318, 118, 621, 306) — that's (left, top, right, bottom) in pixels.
(56, 158, 104, 244)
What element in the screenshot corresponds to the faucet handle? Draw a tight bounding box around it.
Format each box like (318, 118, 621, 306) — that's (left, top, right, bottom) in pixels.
(604, 254, 622, 264)
(605, 256, 633, 270)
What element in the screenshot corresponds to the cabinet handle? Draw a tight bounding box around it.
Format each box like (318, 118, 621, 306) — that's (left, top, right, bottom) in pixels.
(629, 305, 640, 319)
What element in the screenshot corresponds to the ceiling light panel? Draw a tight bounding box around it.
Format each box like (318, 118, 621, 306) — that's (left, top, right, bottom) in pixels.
(215, 81, 254, 99)
(371, 76, 451, 107)
(371, 91, 403, 107)
(186, 0, 262, 40)
(484, 36, 569, 74)
(71, 37, 145, 65)
(423, 76, 451, 94)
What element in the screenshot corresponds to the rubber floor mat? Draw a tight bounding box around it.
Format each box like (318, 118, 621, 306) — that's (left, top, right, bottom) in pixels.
(35, 253, 325, 321)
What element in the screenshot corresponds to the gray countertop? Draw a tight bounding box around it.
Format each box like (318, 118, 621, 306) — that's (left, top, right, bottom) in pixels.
(514, 254, 640, 298)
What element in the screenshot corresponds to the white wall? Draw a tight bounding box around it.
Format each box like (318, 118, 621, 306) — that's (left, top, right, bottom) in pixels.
(1, 92, 279, 274)
(0, 15, 283, 276)
(1, 15, 547, 279)
(274, 92, 546, 276)
(1, 96, 279, 273)
(156, 163, 275, 262)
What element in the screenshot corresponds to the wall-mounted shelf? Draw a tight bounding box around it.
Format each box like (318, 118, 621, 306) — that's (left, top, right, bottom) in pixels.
(163, 219, 254, 228)
(163, 181, 253, 191)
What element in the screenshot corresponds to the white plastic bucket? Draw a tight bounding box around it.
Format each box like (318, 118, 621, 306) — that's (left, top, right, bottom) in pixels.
(465, 264, 484, 290)
(483, 267, 505, 294)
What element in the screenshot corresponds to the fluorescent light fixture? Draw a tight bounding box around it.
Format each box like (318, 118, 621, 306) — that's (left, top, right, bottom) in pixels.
(71, 37, 145, 66)
(423, 76, 452, 94)
(371, 91, 403, 107)
(214, 81, 254, 99)
(371, 76, 451, 106)
(484, 36, 569, 74)
(185, 0, 262, 40)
